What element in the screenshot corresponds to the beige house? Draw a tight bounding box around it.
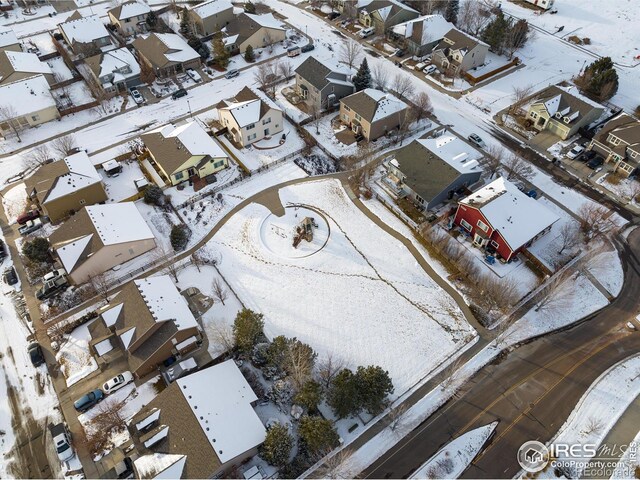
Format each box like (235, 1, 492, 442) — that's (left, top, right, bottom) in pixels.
(0, 50, 55, 85)
(49, 203, 156, 284)
(431, 28, 488, 74)
(390, 14, 454, 58)
(188, 0, 235, 36)
(141, 122, 229, 185)
(224, 12, 286, 54)
(107, 0, 151, 36)
(58, 12, 113, 56)
(24, 151, 108, 223)
(133, 33, 201, 78)
(0, 75, 60, 139)
(130, 360, 266, 478)
(340, 88, 408, 141)
(589, 114, 640, 177)
(526, 85, 605, 141)
(357, 0, 419, 33)
(0, 28, 21, 53)
(88, 275, 202, 378)
(217, 86, 283, 147)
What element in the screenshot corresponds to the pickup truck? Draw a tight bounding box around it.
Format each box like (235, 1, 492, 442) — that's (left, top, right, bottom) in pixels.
(36, 276, 68, 300)
(18, 218, 43, 236)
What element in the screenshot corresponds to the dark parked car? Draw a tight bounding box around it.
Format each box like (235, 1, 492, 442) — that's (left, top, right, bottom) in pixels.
(28, 343, 44, 367)
(394, 48, 405, 57)
(171, 88, 188, 100)
(579, 150, 597, 162)
(587, 156, 604, 169)
(3, 266, 18, 285)
(16, 210, 40, 225)
(301, 43, 315, 53)
(73, 389, 104, 413)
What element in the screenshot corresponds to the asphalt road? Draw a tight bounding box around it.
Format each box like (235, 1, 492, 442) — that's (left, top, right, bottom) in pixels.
(363, 226, 640, 479)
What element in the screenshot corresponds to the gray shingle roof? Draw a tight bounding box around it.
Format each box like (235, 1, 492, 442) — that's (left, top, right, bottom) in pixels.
(294, 56, 334, 91)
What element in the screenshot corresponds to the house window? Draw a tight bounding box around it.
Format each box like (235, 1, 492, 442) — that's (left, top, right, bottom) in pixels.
(490, 240, 499, 249)
(608, 134, 621, 146)
(263, 117, 271, 125)
(355, 113, 362, 121)
(630, 150, 638, 158)
(175, 171, 184, 180)
(31, 114, 40, 121)
(248, 133, 257, 141)
(460, 218, 472, 231)
(213, 160, 225, 168)
(344, 105, 351, 112)
(416, 196, 424, 204)
(79, 199, 86, 205)
(343, 114, 348, 121)
(331, 86, 334, 92)
(530, 111, 538, 119)
(477, 220, 489, 233)
(128, 248, 135, 255)
(247, 123, 255, 130)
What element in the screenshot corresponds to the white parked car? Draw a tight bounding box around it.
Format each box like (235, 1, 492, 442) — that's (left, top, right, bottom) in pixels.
(51, 423, 74, 462)
(358, 27, 374, 38)
(468, 133, 486, 149)
(129, 88, 144, 105)
(186, 68, 202, 83)
(423, 64, 437, 75)
(566, 144, 585, 159)
(43, 269, 66, 283)
(102, 371, 134, 394)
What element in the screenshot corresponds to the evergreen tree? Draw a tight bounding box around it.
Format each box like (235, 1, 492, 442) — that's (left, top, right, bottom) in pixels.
(577, 57, 619, 101)
(294, 380, 323, 413)
(260, 424, 293, 467)
(170, 225, 190, 251)
(244, 44, 255, 62)
(145, 9, 157, 30)
(179, 7, 190, 33)
(22, 237, 51, 263)
(444, 0, 459, 24)
(233, 308, 264, 354)
(266, 335, 289, 372)
(352, 58, 372, 92)
(211, 33, 230, 68)
(327, 368, 360, 418)
(298, 416, 339, 456)
(244, 0, 256, 14)
(355, 365, 394, 415)
(481, 11, 510, 55)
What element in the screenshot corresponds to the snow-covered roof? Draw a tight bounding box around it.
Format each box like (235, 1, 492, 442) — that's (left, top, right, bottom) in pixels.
(156, 122, 227, 159)
(56, 234, 93, 273)
(0, 28, 19, 48)
(345, 88, 407, 123)
(85, 202, 154, 245)
(223, 99, 261, 128)
(392, 14, 453, 46)
(189, 0, 233, 19)
(45, 151, 102, 203)
(97, 47, 140, 82)
(0, 75, 56, 118)
(101, 303, 123, 327)
(461, 177, 559, 250)
(176, 360, 266, 464)
(134, 276, 198, 330)
(144, 425, 169, 448)
(136, 408, 161, 431)
(219, 87, 280, 129)
(59, 14, 110, 44)
(120, 328, 136, 349)
(243, 12, 284, 30)
(223, 34, 239, 47)
(416, 135, 482, 173)
(113, 1, 150, 20)
(135, 454, 186, 480)
(2, 51, 52, 76)
(156, 33, 200, 63)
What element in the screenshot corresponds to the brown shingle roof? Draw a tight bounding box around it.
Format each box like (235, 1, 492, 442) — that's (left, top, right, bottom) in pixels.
(48, 207, 104, 268)
(24, 160, 70, 204)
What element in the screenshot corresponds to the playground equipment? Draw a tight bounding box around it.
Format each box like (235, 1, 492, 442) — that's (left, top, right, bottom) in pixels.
(292, 217, 317, 248)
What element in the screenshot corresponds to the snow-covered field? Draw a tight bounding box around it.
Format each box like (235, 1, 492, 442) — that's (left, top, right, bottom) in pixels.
(56, 320, 98, 387)
(530, 354, 640, 479)
(211, 179, 476, 395)
(411, 422, 498, 478)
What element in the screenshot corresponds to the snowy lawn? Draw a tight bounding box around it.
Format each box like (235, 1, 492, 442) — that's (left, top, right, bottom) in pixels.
(586, 249, 624, 297)
(411, 422, 498, 478)
(217, 119, 306, 172)
(77, 376, 160, 460)
(596, 174, 640, 203)
(274, 84, 311, 124)
(135, 199, 180, 253)
(1, 182, 28, 224)
(210, 179, 476, 395)
(530, 354, 640, 479)
(46, 57, 75, 81)
(56, 319, 99, 387)
(100, 161, 145, 203)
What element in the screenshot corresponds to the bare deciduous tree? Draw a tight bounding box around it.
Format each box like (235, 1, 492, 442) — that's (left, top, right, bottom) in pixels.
(339, 38, 362, 70)
(371, 61, 390, 91)
(458, 0, 491, 36)
(557, 223, 580, 255)
(206, 320, 235, 354)
(533, 269, 576, 314)
(504, 19, 532, 60)
(0, 105, 24, 142)
(317, 352, 345, 389)
(509, 84, 533, 116)
(481, 144, 506, 179)
(51, 134, 78, 159)
(315, 448, 355, 479)
(89, 271, 113, 303)
(309, 103, 322, 134)
(411, 91, 433, 124)
(154, 245, 179, 282)
(23, 144, 51, 171)
(391, 73, 414, 100)
(212, 277, 228, 305)
(577, 203, 613, 241)
(583, 416, 604, 436)
(503, 154, 534, 181)
(277, 60, 294, 80)
(254, 61, 279, 96)
(286, 340, 315, 390)
(476, 274, 520, 317)
(388, 403, 408, 433)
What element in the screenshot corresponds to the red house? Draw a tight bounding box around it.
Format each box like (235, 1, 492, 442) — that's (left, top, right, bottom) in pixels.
(453, 177, 559, 262)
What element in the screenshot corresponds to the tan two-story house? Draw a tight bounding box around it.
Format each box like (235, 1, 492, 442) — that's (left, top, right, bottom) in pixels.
(217, 86, 283, 147)
(141, 122, 229, 185)
(58, 12, 113, 57)
(431, 28, 488, 74)
(294, 56, 354, 112)
(188, 0, 235, 36)
(24, 151, 108, 223)
(340, 88, 408, 141)
(223, 13, 286, 54)
(589, 114, 640, 177)
(0, 51, 54, 85)
(108, 0, 151, 36)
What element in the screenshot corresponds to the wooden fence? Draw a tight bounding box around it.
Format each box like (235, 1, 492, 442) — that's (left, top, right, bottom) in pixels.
(464, 58, 519, 85)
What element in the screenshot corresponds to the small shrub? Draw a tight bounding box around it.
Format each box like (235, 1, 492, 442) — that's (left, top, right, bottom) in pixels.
(582, 37, 591, 44)
(567, 35, 582, 45)
(170, 224, 190, 251)
(143, 184, 165, 206)
(22, 237, 51, 263)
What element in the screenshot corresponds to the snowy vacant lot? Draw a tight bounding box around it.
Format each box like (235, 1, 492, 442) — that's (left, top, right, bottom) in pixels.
(210, 179, 476, 394)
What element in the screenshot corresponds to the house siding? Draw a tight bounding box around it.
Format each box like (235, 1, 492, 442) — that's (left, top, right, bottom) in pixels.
(238, 26, 286, 53)
(108, 12, 150, 35)
(0, 104, 60, 138)
(453, 204, 516, 261)
(220, 107, 284, 147)
(130, 326, 201, 378)
(42, 182, 108, 223)
(190, 6, 235, 36)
